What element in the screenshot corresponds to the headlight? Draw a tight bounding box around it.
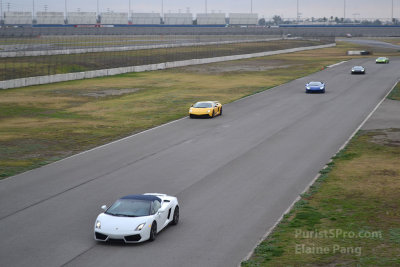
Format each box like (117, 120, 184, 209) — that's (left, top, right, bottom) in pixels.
(96, 220, 101, 229)
(306, 87, 310, 89)
(135, 223, 146, 231)
(320, 87, 324, 89)
(207, 110, 211, 113)
(189, 108, 193, 112)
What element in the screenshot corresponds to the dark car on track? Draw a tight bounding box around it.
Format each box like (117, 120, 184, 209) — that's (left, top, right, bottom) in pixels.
(351, 66, 366, 74)
(305, 81, 325, 94)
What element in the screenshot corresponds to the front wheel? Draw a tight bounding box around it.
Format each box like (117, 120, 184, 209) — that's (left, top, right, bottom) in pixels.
(219, 107, 223, 116)
(210, 111, 214, 118)
(171, 206, 179, 225)
(149, 222, 157, 242)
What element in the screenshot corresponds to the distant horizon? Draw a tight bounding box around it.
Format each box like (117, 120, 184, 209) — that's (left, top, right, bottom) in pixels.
(1, 0, 399, 20)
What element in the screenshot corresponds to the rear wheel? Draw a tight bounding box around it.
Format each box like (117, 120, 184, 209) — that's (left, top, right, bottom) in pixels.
(220, 107, 223, 116)
(171, 206, 179, 225)
(210, 111, 214, 118)
(149, 222, 157, 242)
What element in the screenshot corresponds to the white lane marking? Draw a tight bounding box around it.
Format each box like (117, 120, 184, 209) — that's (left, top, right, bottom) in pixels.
(327, 61, 348, 68)
(240, 78, 400, 265)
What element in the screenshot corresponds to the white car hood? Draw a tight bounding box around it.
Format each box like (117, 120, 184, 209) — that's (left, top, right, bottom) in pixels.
(97, 213, 150, 234)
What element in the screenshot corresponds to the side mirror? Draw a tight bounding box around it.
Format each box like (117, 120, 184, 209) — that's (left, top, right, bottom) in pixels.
(101, 205, 107, 211)
(158, 206, 168, 213)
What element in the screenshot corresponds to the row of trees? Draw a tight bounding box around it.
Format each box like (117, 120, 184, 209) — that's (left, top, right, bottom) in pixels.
(258, 15, 400, 26)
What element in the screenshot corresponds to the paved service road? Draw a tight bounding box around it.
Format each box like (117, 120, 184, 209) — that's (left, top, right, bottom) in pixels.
(0, 57, 399, 267)
(337, 38, 400, 50)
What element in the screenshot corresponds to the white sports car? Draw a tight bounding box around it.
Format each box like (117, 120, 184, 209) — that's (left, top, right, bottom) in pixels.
(94, 193, 179, 243)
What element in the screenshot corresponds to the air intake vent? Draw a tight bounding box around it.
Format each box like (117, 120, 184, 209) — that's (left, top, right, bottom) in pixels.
(95, 232, 108, 241)
(124, 234, 141, 242)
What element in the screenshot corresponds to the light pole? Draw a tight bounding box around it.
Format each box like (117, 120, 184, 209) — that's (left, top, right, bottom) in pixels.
(205, 0, 207, 14)
(344, 0, 346, 20)
(161, 0, 164, 17)
(32, 0, 35, 21)
(97, 0, 99, 16)
(297, 0, 299, 23)
(251, 0, 253, 13)
(0, 0, 3, 23)
(392, 0, 394, 23)
(352, 13, 360, 22)
(128, 0, 131, 22)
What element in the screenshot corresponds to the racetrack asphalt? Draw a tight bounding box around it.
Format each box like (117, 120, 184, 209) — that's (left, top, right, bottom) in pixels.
(0, 57, 399, 267)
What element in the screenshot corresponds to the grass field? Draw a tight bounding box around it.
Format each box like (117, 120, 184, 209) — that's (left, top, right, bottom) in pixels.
(388, 82, 400, 100)
(0, 41, 399, 179)
(242, 127, 400, 266)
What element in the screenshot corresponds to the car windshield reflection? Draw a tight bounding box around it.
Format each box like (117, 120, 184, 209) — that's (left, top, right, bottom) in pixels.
(105, 199, 151, 217)
(193, 102, 212, 108)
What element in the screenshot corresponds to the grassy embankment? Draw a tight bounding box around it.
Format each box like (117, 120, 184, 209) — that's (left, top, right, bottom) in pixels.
(388, 81, 400, 100)
(0, 41, 399, 179)
(243, 83, 400, 266)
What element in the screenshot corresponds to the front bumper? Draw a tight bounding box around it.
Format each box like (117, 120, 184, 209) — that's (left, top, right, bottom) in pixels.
(189, 113, 212, 118)
(94, 230, 146, 243)
(351, 71, 365, 74)
(306, 88, 325, 93)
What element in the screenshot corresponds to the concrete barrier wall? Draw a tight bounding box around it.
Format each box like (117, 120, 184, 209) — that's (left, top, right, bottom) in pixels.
(0, 43, 335, 90)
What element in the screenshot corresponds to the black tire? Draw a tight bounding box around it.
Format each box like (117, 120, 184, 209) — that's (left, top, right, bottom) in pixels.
(189, 114, 194, 119)
(149, 222, 157, 242)
(171, 206, 179, 225)
(210, 111, 214, 118)
(219, 107, 223, 116)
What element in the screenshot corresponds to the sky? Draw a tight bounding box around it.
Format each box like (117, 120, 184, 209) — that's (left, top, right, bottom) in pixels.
(2, 0, 399, 20)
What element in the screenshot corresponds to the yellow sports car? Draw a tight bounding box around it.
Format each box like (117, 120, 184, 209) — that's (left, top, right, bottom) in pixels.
(189, 101, 222, 118)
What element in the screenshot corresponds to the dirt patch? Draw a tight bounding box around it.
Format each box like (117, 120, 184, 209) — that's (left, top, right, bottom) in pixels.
(370, 129, 400, 147)
(80, 88, 142, 98)
(180, 59, 297, 74)
(370, 169, 398, 177)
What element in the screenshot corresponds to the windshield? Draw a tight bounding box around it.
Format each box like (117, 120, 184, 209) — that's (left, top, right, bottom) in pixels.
(105, 199, 151, 217)
(193, 102, 212, 108)
(353, 66, 363, 69)
(309, 82, 322, 86)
